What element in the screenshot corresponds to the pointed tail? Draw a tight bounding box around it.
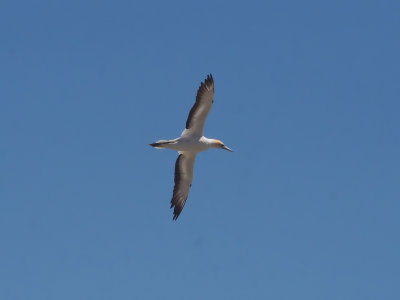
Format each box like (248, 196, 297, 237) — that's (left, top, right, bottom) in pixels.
(149, 140, 175, 149)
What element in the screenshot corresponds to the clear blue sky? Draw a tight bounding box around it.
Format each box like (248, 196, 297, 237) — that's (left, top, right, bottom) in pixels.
(1, 1, 399, 299)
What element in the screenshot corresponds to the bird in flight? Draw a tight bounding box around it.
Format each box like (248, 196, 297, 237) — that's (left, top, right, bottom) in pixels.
(150, 74, 233, 220)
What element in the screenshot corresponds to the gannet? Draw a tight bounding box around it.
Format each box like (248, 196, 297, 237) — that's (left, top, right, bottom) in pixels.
(150, 74, 232, 220)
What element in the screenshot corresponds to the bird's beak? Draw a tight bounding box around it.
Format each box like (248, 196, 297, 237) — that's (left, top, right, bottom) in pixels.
(222, 145, 233, 152)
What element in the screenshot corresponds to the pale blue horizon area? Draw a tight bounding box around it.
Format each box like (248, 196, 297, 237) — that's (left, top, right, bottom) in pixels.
(1, 1, 399, 299)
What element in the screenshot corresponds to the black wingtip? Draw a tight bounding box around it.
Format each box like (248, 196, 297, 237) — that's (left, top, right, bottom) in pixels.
(205, 73, 213, 85)
(171, 205, 181, 220)
(171, 201, 182, 221)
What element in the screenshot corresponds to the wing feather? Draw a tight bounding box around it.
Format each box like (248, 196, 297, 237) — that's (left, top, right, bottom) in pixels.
(170, 152, 197, 220)
(182, 74, 214, 137)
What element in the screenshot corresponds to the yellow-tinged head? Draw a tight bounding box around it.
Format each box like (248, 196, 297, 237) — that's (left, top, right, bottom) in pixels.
(211, 139, 233, 152)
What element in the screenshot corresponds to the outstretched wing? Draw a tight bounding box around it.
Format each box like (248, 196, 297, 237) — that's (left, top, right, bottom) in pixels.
(170, 152, 197, 220)
(181, 74, 214, 138)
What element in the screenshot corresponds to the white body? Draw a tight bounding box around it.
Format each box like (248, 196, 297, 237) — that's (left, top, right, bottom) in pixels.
(161, 136, 214, 152)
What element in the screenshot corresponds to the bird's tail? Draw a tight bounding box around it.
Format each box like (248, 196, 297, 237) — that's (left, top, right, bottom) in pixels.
(149, 140, 176, 149)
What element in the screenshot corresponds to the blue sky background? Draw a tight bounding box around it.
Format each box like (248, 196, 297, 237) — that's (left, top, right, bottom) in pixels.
(1, 0, 399, 299)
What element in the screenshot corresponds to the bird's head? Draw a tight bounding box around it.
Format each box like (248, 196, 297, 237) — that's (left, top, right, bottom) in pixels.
(211, 139, 233, 152)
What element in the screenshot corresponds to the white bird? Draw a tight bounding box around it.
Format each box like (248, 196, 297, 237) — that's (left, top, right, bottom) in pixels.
(150, 74, 232, 220)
